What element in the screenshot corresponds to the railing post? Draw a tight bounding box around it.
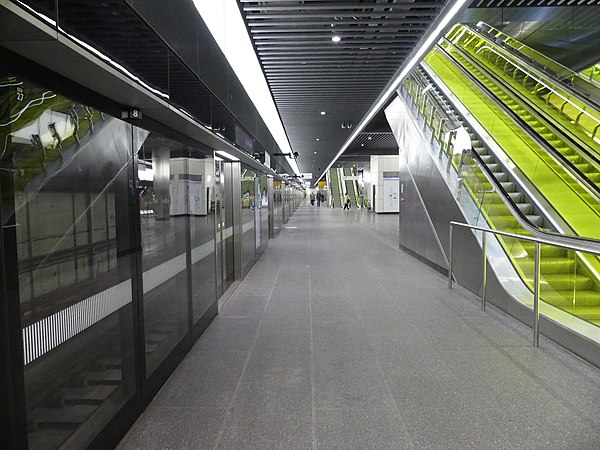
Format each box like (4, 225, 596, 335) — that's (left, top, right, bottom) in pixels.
(533, 242, 541, 347)
(448, 224, 454, 289)
(482, 231, 487, 311)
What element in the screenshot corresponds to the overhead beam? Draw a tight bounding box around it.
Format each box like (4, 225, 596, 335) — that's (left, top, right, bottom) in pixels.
(261, 54, 407, 60)
(241, 2, 444, 10)
(252, 27, 428, 34)
(247, 13, 438, 20)
(258, 48, 412, 55)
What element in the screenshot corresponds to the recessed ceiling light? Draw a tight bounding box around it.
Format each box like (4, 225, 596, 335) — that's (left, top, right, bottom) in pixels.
(315, 138, 320, 141)
(320, 111, 326, 115)
(314, 151, 318, 154)
(368, 136, 372, 140)
(361, 144, 364, 147)
(331, 35, 341, 43)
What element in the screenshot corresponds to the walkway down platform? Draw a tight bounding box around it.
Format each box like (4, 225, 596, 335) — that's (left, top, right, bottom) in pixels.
(119, 204, 600, 449)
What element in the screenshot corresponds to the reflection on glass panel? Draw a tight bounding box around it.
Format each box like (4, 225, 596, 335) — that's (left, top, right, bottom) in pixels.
(256, 174, 269, 256)
(214, 160, 235, 297)
(273, 180, 283, 236)
(241, 165, 256, 276)
(189, 157, 217, 324)
(137, 135, 190, 376)
(0, 75, 135, 449)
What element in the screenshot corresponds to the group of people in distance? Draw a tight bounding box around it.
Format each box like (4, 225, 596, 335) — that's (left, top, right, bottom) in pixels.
(310, 192, 326, 207)
(309, 192, 352, 210)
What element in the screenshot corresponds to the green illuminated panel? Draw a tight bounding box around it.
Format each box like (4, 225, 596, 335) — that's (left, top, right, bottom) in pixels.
(421, 51, 600, 326)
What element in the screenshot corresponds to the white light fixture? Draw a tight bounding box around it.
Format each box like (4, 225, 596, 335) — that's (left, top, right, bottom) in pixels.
(193, 0, 300, 176)
(315, 0, 470, 186)
(315, 138, 320, 141)
(320, 111, 326, 115)
(215, 150, 240, 161)
(331, 35, 341, 43)
(314, 151, 318, 154)
(368, 136, 372, 140)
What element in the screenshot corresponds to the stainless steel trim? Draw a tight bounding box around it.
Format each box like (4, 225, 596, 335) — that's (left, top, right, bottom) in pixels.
(482, 231, 487, 311)
(448, 224, 453, 289)
(449, 221, 600, 347)
(534, 242, 541, 347)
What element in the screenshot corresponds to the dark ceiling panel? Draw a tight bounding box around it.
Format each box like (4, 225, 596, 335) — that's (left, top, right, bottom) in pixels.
(237, 0, 448, 176)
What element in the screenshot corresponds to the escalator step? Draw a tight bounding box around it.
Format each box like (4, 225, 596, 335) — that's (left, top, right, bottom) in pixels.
(99, 357, 122, 369)
(587, 173, 600, 181)
(516, 203, 533, 214)
(574, 163, 591, 172)
(531, 274, 594, 291)
(516, 257, 576, 273)
(571, 307, 600, 320)
(507, 192, 523, 202)
(28, 429, 74, 449)
(542, 290, 600, 307)
(526, 215, 544, 227)
(62, 385, 118, 405)
(84, 369, 122, 386)
(31, 404, 97, 427)
(519, 243, 565, 257)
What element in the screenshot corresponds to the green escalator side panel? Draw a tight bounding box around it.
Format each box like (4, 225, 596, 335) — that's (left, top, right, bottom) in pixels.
(422, 51, 600, 322)
(404, 67, 600, 326)
(425, 49, 600, 239)
(445, 27, 600, 163)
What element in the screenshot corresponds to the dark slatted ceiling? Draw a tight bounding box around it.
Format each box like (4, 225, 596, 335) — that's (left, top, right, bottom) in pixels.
(237, 0, 448, 175)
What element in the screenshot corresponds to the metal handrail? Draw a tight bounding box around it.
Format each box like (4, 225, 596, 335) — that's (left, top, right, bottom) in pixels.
(448, 221, 600, 347)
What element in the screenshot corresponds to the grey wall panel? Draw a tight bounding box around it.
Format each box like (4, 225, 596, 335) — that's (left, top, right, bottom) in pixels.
(388, 96, 483, 293)
(130, 0, 201, 74)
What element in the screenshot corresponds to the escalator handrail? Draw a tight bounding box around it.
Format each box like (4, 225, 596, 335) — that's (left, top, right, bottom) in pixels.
(450, 220, 600, 257)
(468, 22, 600, 108)
(436, 40, 600, 207)
(462, 23, 600, 119)
(410, 61, 600, 255)
(411, 68, 462, 130)
(476, 44, 600, 132)
(446, 37, 600, 169)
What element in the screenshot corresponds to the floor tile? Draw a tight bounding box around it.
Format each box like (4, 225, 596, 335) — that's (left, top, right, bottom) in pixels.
(315, 408, 412, 450)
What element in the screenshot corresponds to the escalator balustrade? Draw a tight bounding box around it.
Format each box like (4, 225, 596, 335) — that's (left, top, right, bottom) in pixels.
(403, 62, 600, 327)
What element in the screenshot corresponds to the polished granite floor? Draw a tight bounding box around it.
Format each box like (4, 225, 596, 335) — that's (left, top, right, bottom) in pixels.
(118, 204, 600, 449)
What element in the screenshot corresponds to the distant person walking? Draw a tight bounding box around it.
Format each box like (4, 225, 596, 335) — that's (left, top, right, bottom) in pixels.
(310, 193, 315, 206)
(316, 192, 321, 207)
(343, 194, 351, 210)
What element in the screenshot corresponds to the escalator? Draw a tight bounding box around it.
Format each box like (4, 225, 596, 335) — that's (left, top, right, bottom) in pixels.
(343, 167, 358, 207)
(401, 30, 600, 327)
(441, 25, 600, 195)
(328, 168, 342, 208)
(472, 22, 600, 105)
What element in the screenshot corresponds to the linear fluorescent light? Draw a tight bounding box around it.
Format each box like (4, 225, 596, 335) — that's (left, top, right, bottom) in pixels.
(314, 0, 470, 185)
(215, 150, 240, 161)
(193, 0, 300, 176)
